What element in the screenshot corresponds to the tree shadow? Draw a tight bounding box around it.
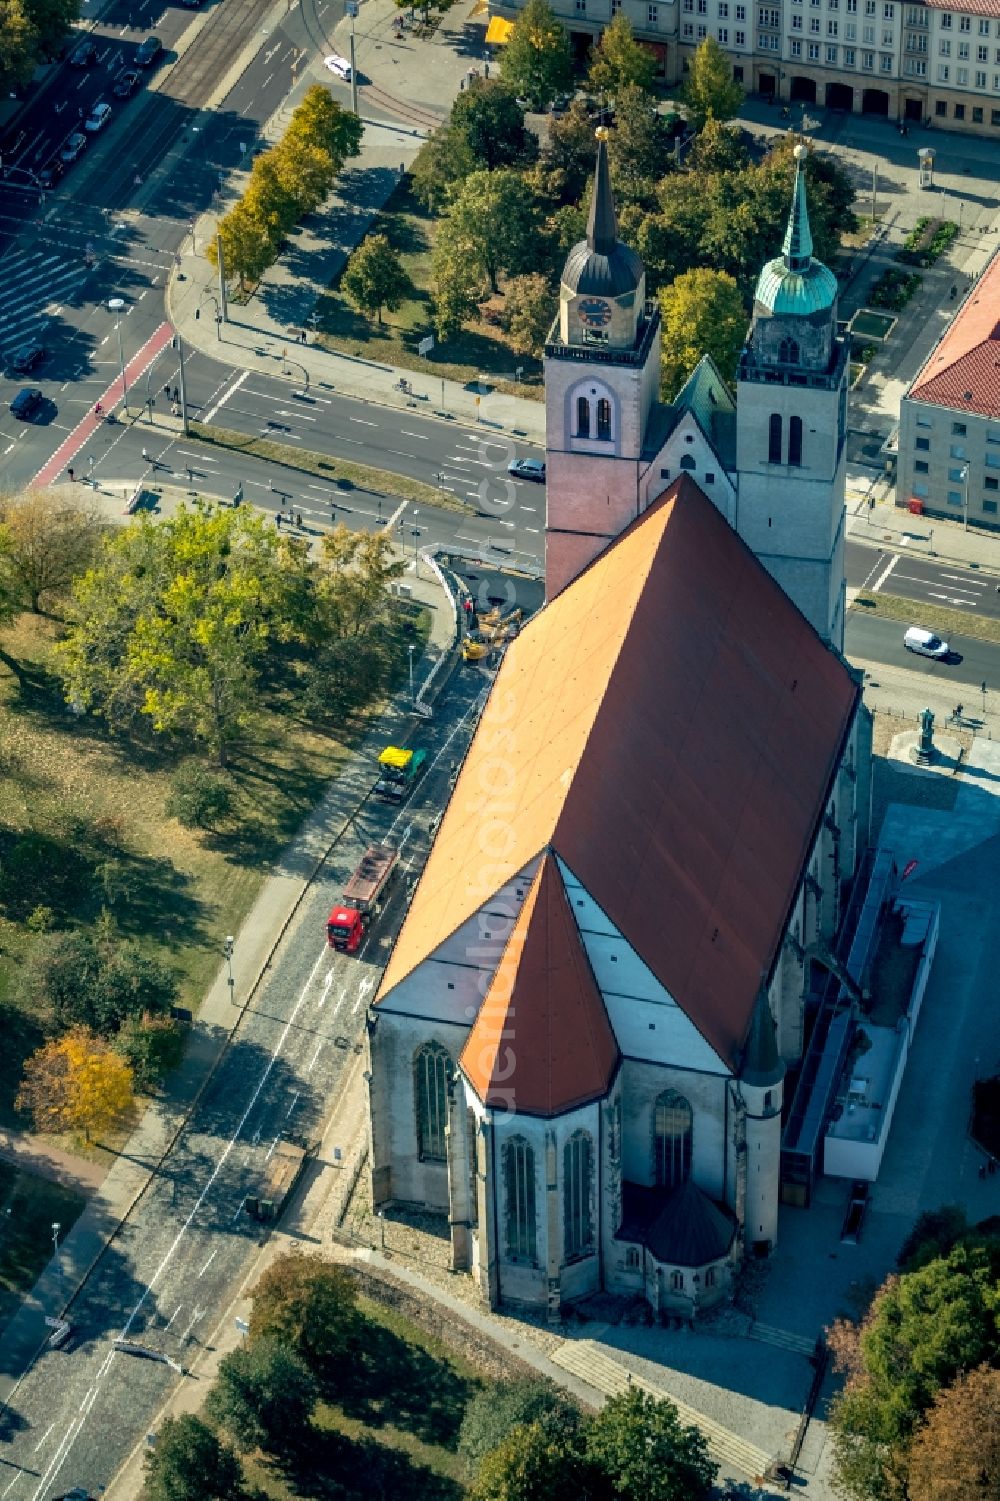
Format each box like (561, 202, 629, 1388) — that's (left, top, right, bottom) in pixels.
(276, 1424, 463, 1500)
(335, 1318, 476, 1450)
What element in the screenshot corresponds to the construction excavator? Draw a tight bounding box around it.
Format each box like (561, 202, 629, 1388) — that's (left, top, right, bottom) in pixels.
(462, 606, 522, 663)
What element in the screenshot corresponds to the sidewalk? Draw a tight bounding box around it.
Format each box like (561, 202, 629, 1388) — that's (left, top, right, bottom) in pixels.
(846, 475, 1000, 575)
(0, 483, 457, 1409)
(166, 0, 545, 444)
(0, 1128, 107, 1196)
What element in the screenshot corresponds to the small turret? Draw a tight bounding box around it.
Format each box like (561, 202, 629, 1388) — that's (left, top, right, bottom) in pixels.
(740, 988, 783, 1256)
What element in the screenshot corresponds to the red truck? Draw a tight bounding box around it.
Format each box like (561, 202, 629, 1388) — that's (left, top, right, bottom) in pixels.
(326, 843, 399, 954)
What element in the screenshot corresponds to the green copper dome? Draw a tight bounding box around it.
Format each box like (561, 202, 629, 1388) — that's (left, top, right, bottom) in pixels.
(754, 146, 838, 318)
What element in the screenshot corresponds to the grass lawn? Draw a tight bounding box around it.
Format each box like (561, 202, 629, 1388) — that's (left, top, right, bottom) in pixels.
(0, 601, 427, 1134)
(240, 1294, 482, 1498)
(0, 1163, 86, 1327)
(315, 177, 543, 402)
(853, 589, 1000, 645)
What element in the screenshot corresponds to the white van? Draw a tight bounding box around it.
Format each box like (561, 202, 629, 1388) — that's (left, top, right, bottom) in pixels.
(324, 53, 352, 81)
(904, 626, 949, 659)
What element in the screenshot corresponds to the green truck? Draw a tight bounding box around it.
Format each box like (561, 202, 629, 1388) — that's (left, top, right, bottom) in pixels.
(374, 745, 427, 803)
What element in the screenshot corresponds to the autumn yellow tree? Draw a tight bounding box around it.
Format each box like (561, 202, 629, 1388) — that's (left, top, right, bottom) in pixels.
(17, 1027, 135, 1141)
(908, 1364, 1000, 1501)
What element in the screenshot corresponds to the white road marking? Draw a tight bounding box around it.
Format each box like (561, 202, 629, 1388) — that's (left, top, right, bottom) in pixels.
(2, 1470, 22, 1496)
(230, 1195, 247, 1224)
(285, 1090, 300, 1118)
(349, 416, 376, 426)
(869, 554, 899, 594)
(33, 1424, 54, 1453)
(202, 369, 248, 424)
(938, 571, 986, 587)
(400, 429, 428, 439)
(307, 1041, 323, 1072)
(265, 1134, 280, 1161)
(385, 498, 408, 530)
(317, 970, 334, 1008)
(198, 1248, 218, 1278)
(165, 1303, 182, 1329)
(177, 449, 218, 463)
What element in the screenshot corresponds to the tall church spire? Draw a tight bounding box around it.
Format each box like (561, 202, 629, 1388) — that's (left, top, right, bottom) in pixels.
(782, 145, 814, 275)
(587, 129, 618, 258)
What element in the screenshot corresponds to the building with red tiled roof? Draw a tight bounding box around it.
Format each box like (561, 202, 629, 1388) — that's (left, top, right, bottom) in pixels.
(897, 250, 1000, 528)
(366, 147, 869, 1321)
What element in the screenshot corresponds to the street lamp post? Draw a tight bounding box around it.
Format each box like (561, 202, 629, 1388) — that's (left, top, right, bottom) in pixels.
(408, 643, 415, 705)
(51, 1221, 61, 1257)
(411, 509, 420, 571)
(962, 463, 970, 533)
(108, 297, 128, 415)
(347, 0, 359, 115)
(223, 936, 235, 1003)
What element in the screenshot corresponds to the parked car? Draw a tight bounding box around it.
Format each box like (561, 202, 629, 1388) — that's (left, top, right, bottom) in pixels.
(507, 457, 546, 483)
(135, 34, 162, 66)
(841, 1180, 870, 1244)
(6, 342, 45, 377)
(323, 53, 352, 80)
(84, 101, 112, 132)
(113, 68, 141, 97)
(59, 132, 88, 164)
(37, 159, 64, 189)
(68, 39, 97, 66)
(904, 625, 950, 659)
(9, 387, 43, 421)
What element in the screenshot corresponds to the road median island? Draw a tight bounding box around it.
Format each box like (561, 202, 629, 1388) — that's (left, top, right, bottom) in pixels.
(853, 588, 1000, 646)
(189, 421, 467, 512)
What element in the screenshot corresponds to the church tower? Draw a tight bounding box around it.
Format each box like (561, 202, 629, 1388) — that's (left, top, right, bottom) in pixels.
(739, 989, 785, 1257)
(543, 132, 662, 599)
(735, 145, 848, 651)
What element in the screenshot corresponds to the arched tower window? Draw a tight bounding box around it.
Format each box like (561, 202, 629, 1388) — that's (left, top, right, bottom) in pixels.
(778, 337, 800, 364)
(679, 454, 696, 471)
(768, 413, 783, 465)
(788, 415, 803, 466)
(563, 1130, 594, 1260)
(653, 1091, 693, 1189)
(596, 398, 612, 441)
(503, 1136, 537, 1262)
(414, 1042, 453, 1162)
(576, 396, 590, 438)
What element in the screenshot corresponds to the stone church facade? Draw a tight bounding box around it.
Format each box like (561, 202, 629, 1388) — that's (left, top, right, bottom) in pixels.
(366, 140, 870, 1320)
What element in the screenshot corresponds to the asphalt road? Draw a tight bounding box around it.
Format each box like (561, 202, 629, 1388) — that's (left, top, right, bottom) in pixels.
(846, 609, 1000, 693)
(0, 666, 490, 1501)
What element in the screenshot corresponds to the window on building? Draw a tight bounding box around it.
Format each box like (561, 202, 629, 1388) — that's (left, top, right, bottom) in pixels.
(940, 38, 951, 53)
(683, 20, 694, 34)
(958, 40, 969, 57)
(654, 1091, 693, 1188)
(788, 414, 803, 466)
(810, 16, 821, 30)
(986, 476, 1000, 490)
(986, 452, 1000, 469)
(564, 1131, 594, 1261)
(844, 44, 856, 60)
(736, 27, 746, 41)
(906, 56, 927, 72)
(884, 1, 893, 13)
(734, 62, 744, 76)
(863, 23, 875, 39)
(504, 1136, 537, 1262)
(574, 0, 585, 13)
(679, 453, 697, 471)
(719, 26, 729, 40)
(913, 481, 929, 497)
(951, 443, 968, 459)
(828, 17, 838, 32)
(705, 1265, 717, 1288)
(719, 0, 729, 11)
(790, 36, 802, 50)
(982, 17, 991, 34)
(916, 415, 932, 426)
(947, 491, 963, 507)
(846, 20, 857, 36)
(683, 0, 693, 9)
(792, 14, 803, 27)
(953, 421, 967, 435)
(670, 1269, 685, 1290)
(705, 471, 716, 483)
(847, 0, 857, 11)
(596, 398, 612, 441)
(648, 2, 658, 21)
(415, 1042, 453, 1162)
(625, 1246, 641, 1270)
(862, 48, 875, 66)
(827, 42, 838, 58)
(983, 500, 999, 515)
(914, 460, 929, 473)
(768, 412, 783, 463)
(938, 62, 950, 79)
(880, 50, 893, 67)
(979, 44, 988, 60)
(940, 9, 952, 26)
(882, 27, 893, 43)
(808, 39, 820, 54)
(736, 4, 746, 17)
(948, 466, 966, 482)
(960, 13, 970, 29)
(915, 436, 930, 450)
(865, 0, 876, 11)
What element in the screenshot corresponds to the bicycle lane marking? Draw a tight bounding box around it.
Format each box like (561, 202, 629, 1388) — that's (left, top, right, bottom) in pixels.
(32, 320, 175, 487)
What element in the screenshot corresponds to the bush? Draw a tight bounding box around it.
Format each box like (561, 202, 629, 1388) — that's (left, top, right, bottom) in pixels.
(17, 930, 178, 1037)
(207, 1336, 318, 1454)
(166, 763, 236, 828)
(459, 1379, 582, 1470)
(114, 1015, 185, 1092)
(25, 905, 55, 933)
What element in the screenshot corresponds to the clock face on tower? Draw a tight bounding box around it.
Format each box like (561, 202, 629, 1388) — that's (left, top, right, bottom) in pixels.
(577, 297, 612, 329)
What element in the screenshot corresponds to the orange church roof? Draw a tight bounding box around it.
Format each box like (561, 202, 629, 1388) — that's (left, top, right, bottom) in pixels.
(909, 250, 1000, 418)
(460, 853, 619, 1116)
(376, 476, 858, 1070)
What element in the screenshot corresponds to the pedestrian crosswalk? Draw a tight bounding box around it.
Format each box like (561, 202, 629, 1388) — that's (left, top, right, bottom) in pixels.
(0, 245, 89, 360)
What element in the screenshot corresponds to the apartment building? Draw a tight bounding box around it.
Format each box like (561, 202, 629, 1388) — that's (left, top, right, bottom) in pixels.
(489, 0, 1000, 134)
(896, 250, 1000, 529)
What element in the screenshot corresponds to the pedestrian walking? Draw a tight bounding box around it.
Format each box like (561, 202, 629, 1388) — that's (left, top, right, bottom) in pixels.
(295, 512, 303, 528)
(67, 466, 74, 482)
(276, 512, 283, 529)
(172, 386, 179, 403)
(299, 328, 306, 344)
(142, 447, 150, 463)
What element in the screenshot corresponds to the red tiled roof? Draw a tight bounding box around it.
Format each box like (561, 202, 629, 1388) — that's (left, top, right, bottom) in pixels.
(377, 476, 858, 1070)
(909, 250, 1000, 417)
(923, 0, 1000, 15)
(460, 853, 619, 1116)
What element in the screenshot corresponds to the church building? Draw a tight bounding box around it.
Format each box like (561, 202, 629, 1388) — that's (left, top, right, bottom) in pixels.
(365, 140, 871, 1320)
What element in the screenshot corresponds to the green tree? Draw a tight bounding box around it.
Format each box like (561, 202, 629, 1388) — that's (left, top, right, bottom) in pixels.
(24, 0, 77, 60)
(828, 1247, 1000, 1501)
(451, 79, 538, 171)
(208, 197, 278, 290)
(607, 83, 669, 202)
(17, 930, 178, 1036)
(284, 84, 363, 169)
(898, 1205, 970, 1274)
(682, 36, 744, 130)
(342, 233, 412, 325)
(470, 1420, 591, 1501)
(588, 15, 656, 99)
(0, 490, 101, 613)
(410, 126, 475, 212)
(501, 274, 555, 357)
(275, 136, 337, 214)
(249, 1251, 360, 1388)
(114, 1015, 185, 1093)
(165, 762, 236, 829)
(0, 0, 41, 92)
(543, 97, 601, 205)
(207, 1336, 317, 1455)
(459, 1380, 582, 1470)
(432, 237, 483, 340)
(658, 267, 746, 397)
(499, 0, 573, 111)
(586, 1387, 717, 1501)
(687, 114, 750, 174)
(438, 169, 538, 295)
(55, 502, 300, 764)
(143, 1414, 245, 1501)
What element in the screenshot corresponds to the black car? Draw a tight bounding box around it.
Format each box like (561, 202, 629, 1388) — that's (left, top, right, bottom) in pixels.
(6, 343, 45, 377)
(113, 69, 141, 97)
(68, 39, 97, 66)
(60, 132, 87, 165)
(135, 34, 161, 66)
(9, 388, 43, 420)
(37, 159, 64, 189)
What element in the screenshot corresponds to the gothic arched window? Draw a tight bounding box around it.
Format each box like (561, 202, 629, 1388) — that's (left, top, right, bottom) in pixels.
(768, 413, 783, 465)
(503, 1136, 537, 1262)
(563, 1130, 594, 1260)
(788, 415, 803, 466)
(596, 398, 612, 441)
(414, 1042, 453, 1162)
(679, 454, 696, 471)
(576, 395, 590, 438)
(653, 1091, 693, 1189)
(778, 337, 800, 364)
